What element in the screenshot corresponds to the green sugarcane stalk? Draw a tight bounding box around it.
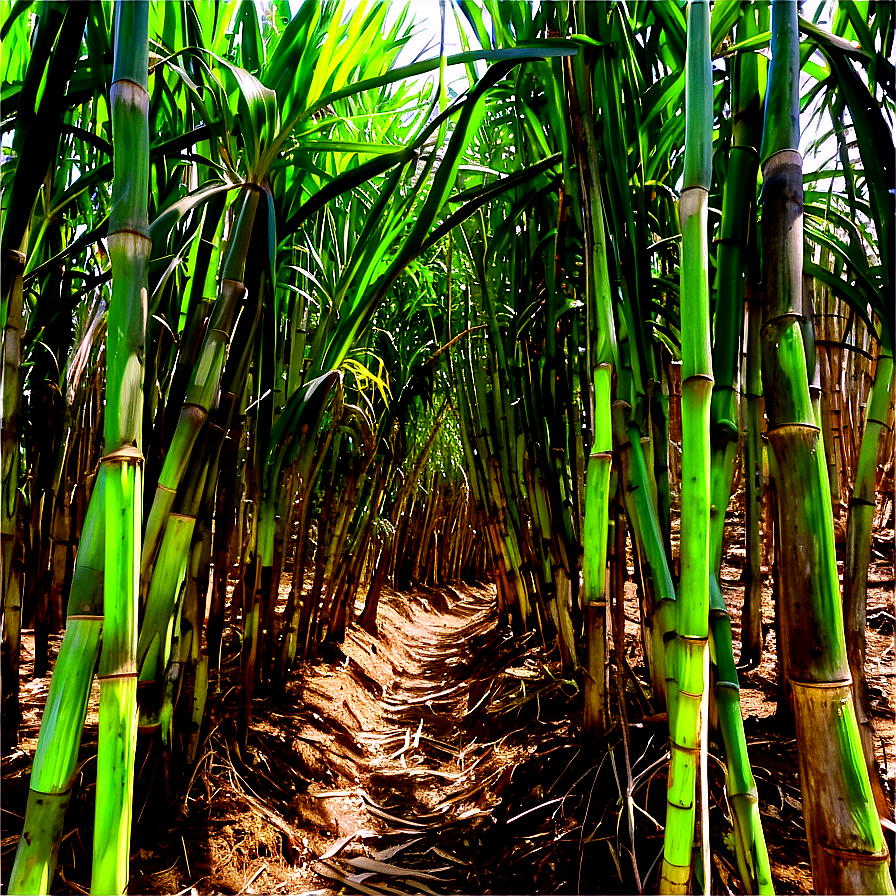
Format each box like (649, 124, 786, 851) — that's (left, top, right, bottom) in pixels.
(472, 242, 530, 576)
(699, 12, 773, 889)
(570, 35, 619, 735)
(180, 396, 226, 719)
(815, 280, 842, 509)
(448, 291, 522, 625)
(144, 193, 226, 495)
(179, 517, 210, 771)
(843, 341, 894, 804)
(91, 4, 150, 892)
(759, 2, 893, 892)
(137, 514, 193, 702)
(138, 421, 213, 702)
(611, 404, 676, 709)
(8, 470, 106, 895)
(709, 575, 774, 893)
(582, 366, 612, 736)
(661, 2, 713, 891)
(140, 189, 259, 587)
(708, 9, 761, 576)
(709, 577, 774, 894)
(142, 297, 257, 735)
(358, 403, 448, 634)
(280, 428, 335, 672)
(518, 342, 573, 645)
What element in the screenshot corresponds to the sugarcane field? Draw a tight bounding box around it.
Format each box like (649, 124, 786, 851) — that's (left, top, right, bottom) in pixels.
(1, 1, 895, 894)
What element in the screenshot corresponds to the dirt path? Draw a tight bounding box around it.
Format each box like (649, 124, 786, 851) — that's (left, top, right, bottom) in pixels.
(283, 584, 514, 894)
(150, 583, 544, 896)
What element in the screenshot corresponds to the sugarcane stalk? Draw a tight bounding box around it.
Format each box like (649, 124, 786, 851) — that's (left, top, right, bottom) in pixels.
(0, 2, 88, 306)
(134, 335, 216, 739)
(843, 341, 894, 808)
(709, 577, 774, 894)
(137, 514, 194, 700)
(815, 276, 842, 510)
(178, 515, 210, 770)
(144, 193, 226, 498)
(661, 2, 712, 890)
(570, 31, 619, 733)
(8, 437, 110, 891)
(91, 4, 150, 891)
(698, 13, 774, 888)
(652, 374, 673, 563)
(140, 189, 259, 586)
(760, 3, 893, 891)
(612, 405, 676, 708)
(1, 248, 25, 753)
(582, 366, 612, 736)
(708, 8, 761, 576)
(280, 424, 336, 671)
(740, 280, 765, 669)
(30, 381, 68, 678)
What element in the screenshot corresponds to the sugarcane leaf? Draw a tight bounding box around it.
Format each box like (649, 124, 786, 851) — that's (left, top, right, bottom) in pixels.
(211, 53, 280, 177)
(803, 259, 881, 340)
(818, 50, 894, 293)
(710, 0, 748, 56)
(403, 60, 523, 255)
(651, 322, 683, 358)
(314, 58, 540, 375)
(424, 154, 562, 255)
(266, 370, 342, 489)
(280, 143, 417, 237)
(719, 30, 771, 57)
(22, 218, 110, 284)
(236, 0, 264, 74)
(0, 0, 32, 40)
(648, 1, 687, 66)
(305, 45, 577, 122)
(642, 70, 685, 133)
(651, 298, 682, 331)
(798, 15, 873, 62)
(281, 66, 471, 241)
(456, 0, 493, 50)
(297, 141, 411, 156)
(51, 125, 215, 220)
(343, 357, 392, 406)
(2, 2, 87, 255)
(803, 225, 880, 312)
(64, 124, 112, 158)
(148, 181, 242, 247)
(804, 203, 875, 263)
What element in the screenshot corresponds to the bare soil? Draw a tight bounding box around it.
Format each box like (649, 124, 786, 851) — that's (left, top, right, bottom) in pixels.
(1, 520, 893, 894)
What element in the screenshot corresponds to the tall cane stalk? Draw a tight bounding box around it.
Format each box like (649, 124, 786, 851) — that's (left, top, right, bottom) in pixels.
(661, 1, 712, 891)
(705, 10, 773, 891)
(844, 335, 894, 803)
(91, 3, 150, 892)
(8, 467, 106, 895)
(569, 40, 617, 738)
(760, 2, 892, 892)
(1, 249, 25, 753)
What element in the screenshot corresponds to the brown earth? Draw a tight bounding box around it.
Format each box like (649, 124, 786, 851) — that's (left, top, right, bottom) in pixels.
(1, 519, 893, 895)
